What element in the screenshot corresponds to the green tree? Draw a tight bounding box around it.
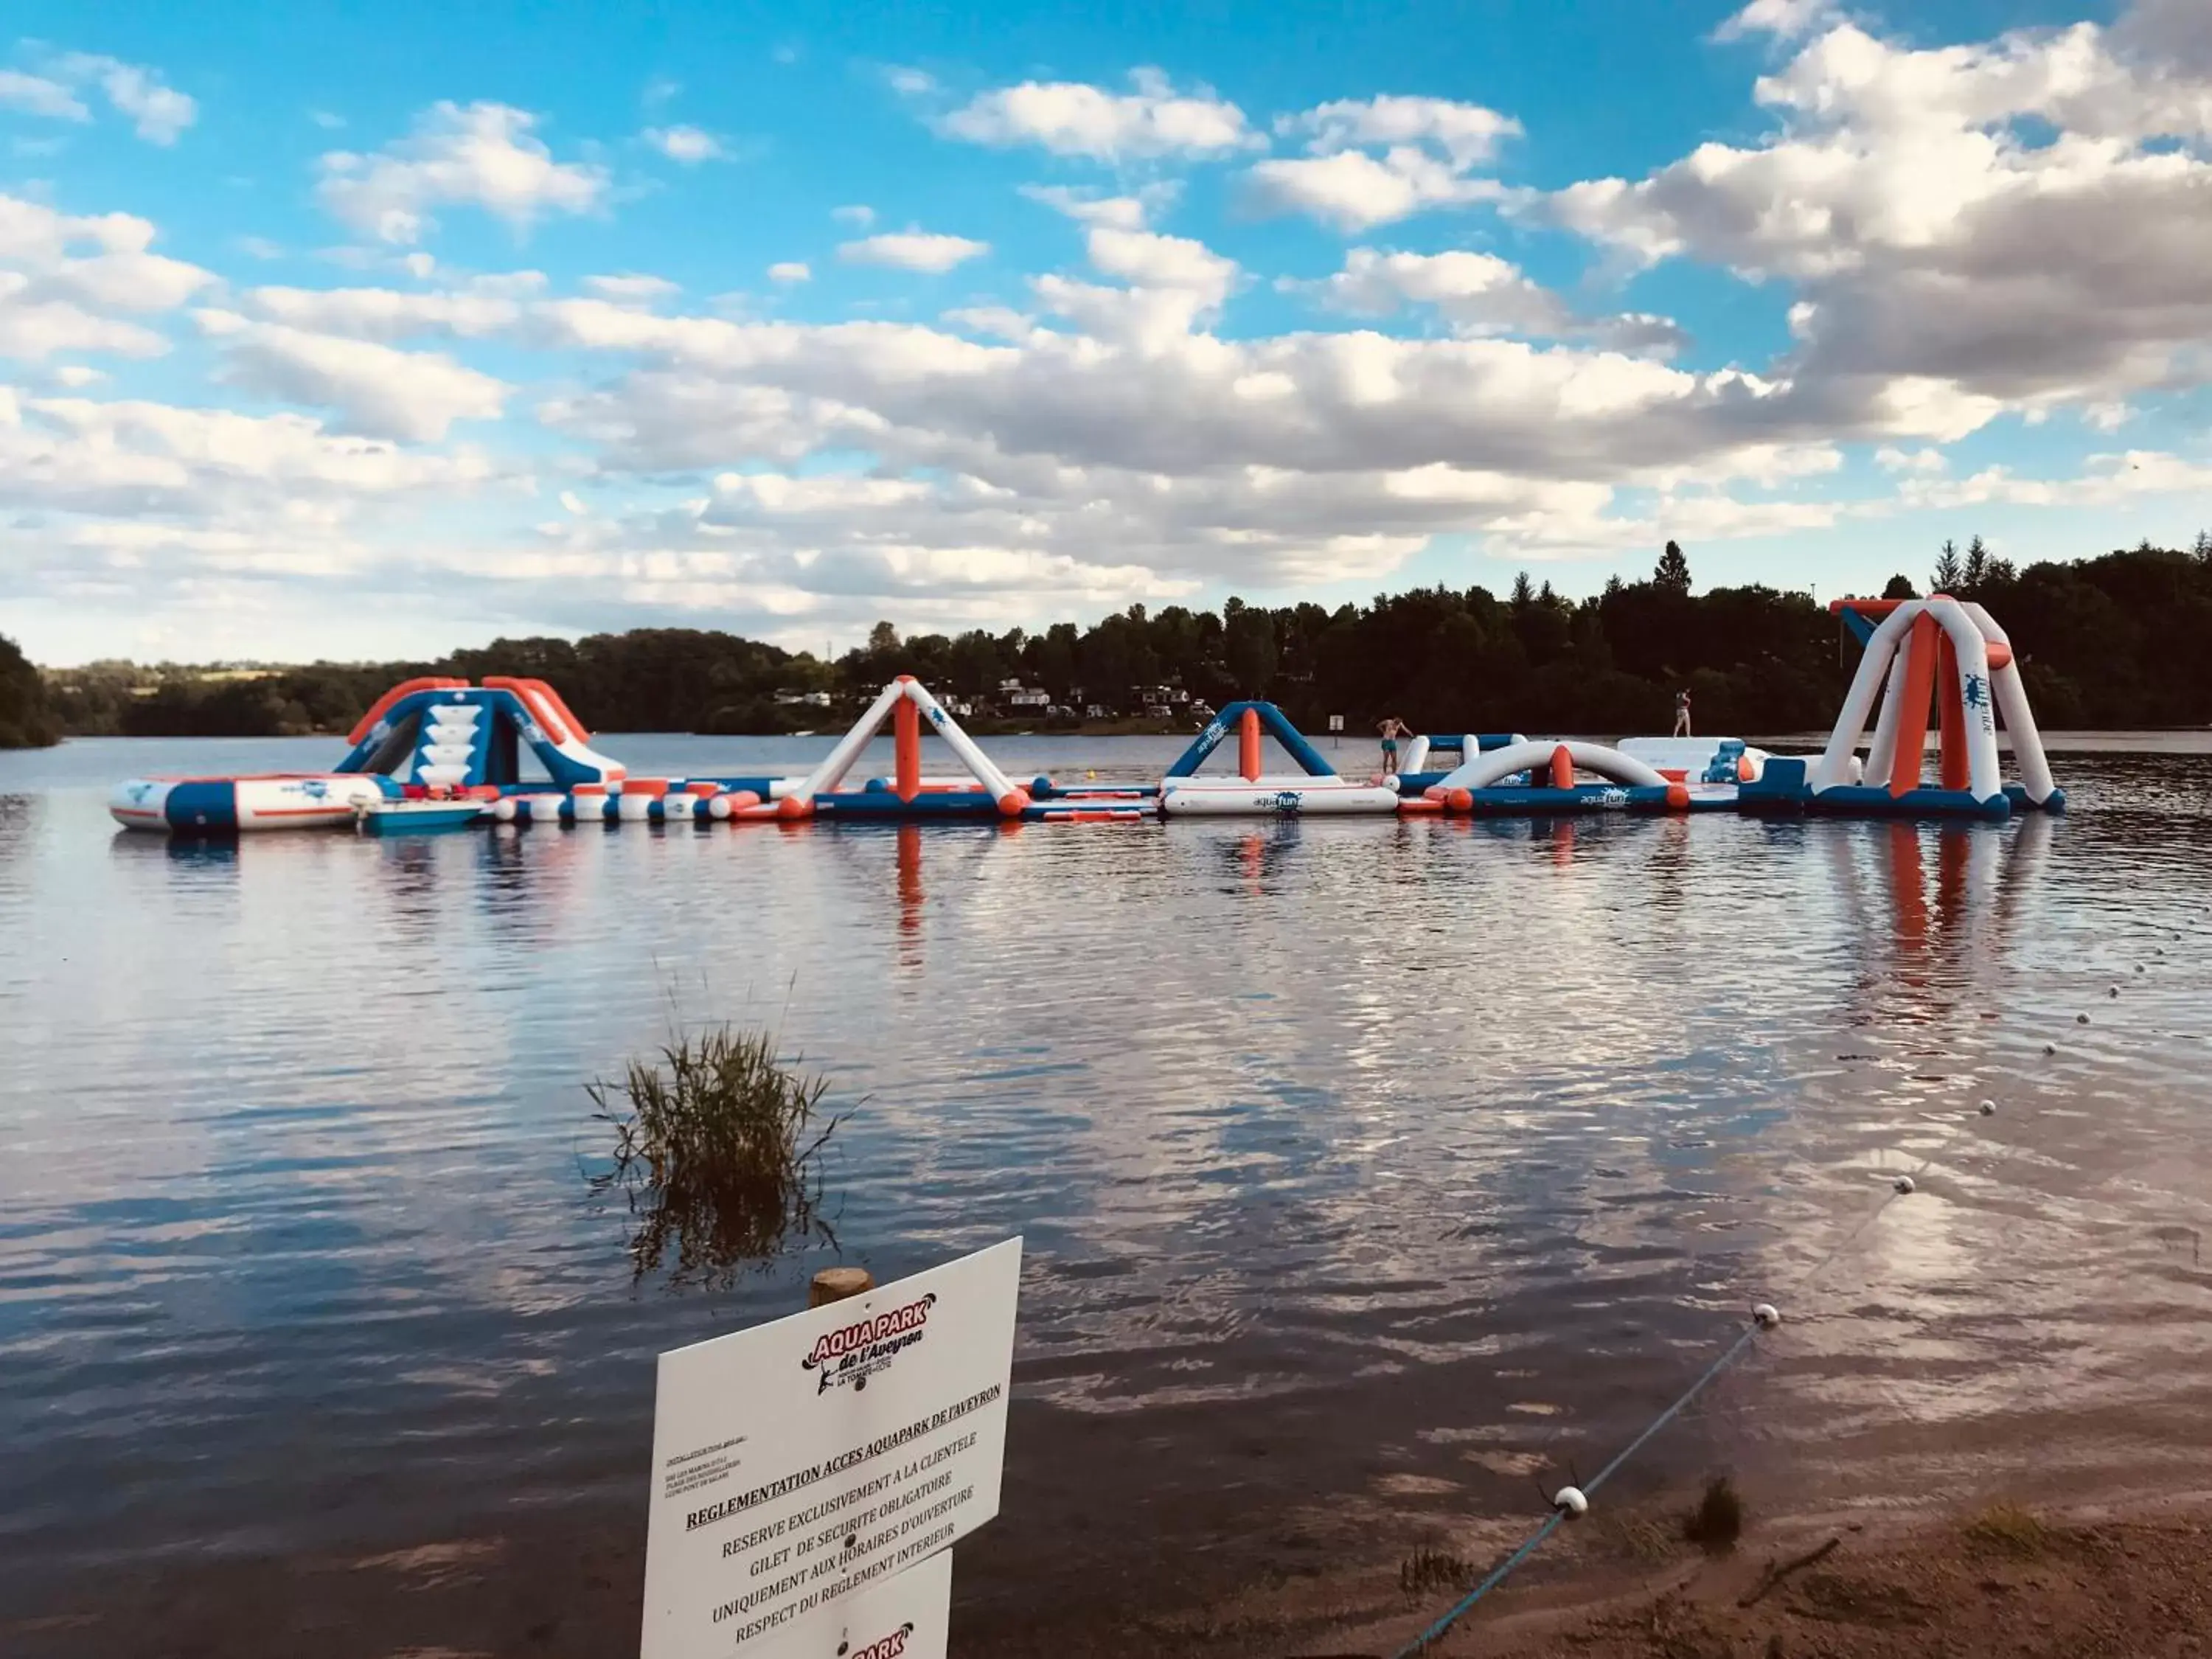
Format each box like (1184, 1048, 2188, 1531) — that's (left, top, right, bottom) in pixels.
(1882, 574, 1919, 599)
(1222, 599, 1278, 696)
(1961, 534, 1989, 592)
(0, 633, 60, 748)
(1654, 540, 1691, 593)
(1930, 538, 1964, 592)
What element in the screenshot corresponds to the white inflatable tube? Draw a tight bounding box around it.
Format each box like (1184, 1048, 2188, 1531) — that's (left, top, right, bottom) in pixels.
(1963, 601, 2056, 805)
(1160, 779, 1402, 816)
(1399, 736, 1430, 775)
(1865, 645, 1912, 783)
(1927, 599, 2003, 801)
(792, 680, 907, 804)
(907, 681, 1019, 801)
(1435, 740, 1668, 792)
(1814, 605, 1915, 790)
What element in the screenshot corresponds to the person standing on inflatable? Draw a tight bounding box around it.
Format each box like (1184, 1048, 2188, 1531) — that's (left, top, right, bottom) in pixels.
(1377, 715, 1411, 775)
(1672, 689, 1693, 737)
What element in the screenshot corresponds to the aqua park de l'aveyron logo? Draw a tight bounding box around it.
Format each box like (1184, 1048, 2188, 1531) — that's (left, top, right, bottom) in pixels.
(800, 1293, 937, 1396)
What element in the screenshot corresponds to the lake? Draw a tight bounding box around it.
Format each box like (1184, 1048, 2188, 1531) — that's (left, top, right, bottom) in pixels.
(4, 731, 2211, 1658)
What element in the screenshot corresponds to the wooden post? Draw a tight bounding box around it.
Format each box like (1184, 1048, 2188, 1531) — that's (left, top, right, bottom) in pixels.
(810, 1266, 874, 1308)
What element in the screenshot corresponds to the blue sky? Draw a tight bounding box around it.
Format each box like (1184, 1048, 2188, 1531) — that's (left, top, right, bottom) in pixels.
(4, 0, 2209, 664)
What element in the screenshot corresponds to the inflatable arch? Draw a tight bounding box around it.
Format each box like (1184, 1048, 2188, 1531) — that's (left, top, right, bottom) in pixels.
(1805, 596, 2059, 816)
(1425, 739, 1688, 814)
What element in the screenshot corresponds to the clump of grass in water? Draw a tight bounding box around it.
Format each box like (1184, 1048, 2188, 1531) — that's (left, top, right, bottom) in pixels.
(588, 1024, 841, 1287)
(1399, 1545, 1473, 1596)
(1961, 1502, 2051, 1559)
(1683, 1475, 1745, 1553)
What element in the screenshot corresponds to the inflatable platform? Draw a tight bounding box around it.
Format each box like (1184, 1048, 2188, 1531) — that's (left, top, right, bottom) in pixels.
(1158, 703, 1402, 816)
(110, 675, 625, 834)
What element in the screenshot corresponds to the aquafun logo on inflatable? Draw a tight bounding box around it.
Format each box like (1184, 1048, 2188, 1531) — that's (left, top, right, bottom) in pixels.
(801, 1293, 938, 1395)
(844, 1621, 915, 1659)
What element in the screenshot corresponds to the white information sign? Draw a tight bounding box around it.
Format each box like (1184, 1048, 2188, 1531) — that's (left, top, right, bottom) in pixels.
(1327, 714, 1345, 732)
(641, 1239, 1022, 1659)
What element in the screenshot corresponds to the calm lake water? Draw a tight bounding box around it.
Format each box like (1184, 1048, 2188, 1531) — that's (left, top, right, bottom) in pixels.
(4, 731, 2211, 1657)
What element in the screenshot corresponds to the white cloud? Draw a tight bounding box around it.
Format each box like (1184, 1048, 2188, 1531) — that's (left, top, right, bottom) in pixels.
(1019, 183, 1179, 230)
(0, 193, 212, 360)
(317, 102, 608, 243)
(1248, 94, 1522, 230)
(236, 235, 285, 260)
(1874, 445, 1949, 474)
(197, 309, 509, 440)
(1713, 0, 1841, 44)
(886, 66, 937, 97)
(1298, 247, 1688, 355)
(1244, 147, 1507, 232)
(939, 67, 1255, 160)
(838, 232, 989, 273)
(941, 305, 1034, 340)
(644, 124, 726, 164)
(1279, 95, 1520, 167)
(1547, 15, 2212, 425)
(51, 364, 108, 388)
(584, 272, 681, 305)
(832, 204, 875, 227)
(309, 108, 346, 130)
(0, 393, 497, 524)
(1900, 450, 2212, 509)
(45, 53, 198, 145)
(243, 281, 529, 341)
(0, 69, 88, 122)
(767, 261, 811, 285)
(1303, 248, 1571, 333)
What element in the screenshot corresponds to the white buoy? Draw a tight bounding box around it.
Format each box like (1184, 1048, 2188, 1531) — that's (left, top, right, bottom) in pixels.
(1979, 1099, 1996, 1116)
(2043, 1043, 2058, 1056)
(1753, 1303, 1782, 1329)
(1553, 1486, 1589, 1517)
(2077, 1013, 2091, 1024)
(1893, 1175, 1916, 1194)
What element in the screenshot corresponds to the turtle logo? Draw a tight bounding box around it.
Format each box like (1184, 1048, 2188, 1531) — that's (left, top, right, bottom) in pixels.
(1266, 790, 1304, 814)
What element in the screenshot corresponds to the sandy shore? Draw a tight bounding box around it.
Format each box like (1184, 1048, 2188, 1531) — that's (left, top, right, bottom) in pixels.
(1184, 1489, 2212, 1658)
(15, 1483, 2210, 1658)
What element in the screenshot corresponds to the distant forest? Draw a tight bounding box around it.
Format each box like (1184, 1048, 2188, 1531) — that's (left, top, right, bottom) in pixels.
(15, 534, 2212, 748)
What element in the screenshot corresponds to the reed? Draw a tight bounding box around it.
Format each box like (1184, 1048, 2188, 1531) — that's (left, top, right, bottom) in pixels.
(588, 1024, 840, 1286)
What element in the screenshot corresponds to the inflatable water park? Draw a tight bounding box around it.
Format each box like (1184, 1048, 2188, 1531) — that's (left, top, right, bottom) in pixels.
(109, 595, 2065, 836)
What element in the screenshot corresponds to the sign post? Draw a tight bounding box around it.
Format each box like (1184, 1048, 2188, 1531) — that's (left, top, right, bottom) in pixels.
(641, 1238, 1022, 1659)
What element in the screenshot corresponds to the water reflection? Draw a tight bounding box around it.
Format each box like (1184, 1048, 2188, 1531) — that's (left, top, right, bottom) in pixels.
(1, 754, 2208, 1647)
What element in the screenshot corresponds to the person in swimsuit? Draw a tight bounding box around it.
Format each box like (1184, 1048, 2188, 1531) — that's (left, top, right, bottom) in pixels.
(1377, 716, 1410, 774)
(1672, 689, 1692, 737)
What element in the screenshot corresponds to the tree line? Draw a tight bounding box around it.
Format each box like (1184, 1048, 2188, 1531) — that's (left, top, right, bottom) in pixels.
(13, 532, 2212, 749)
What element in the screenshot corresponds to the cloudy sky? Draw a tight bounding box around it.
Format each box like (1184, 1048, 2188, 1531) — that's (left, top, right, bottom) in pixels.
(3, 0, 2210, 665)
